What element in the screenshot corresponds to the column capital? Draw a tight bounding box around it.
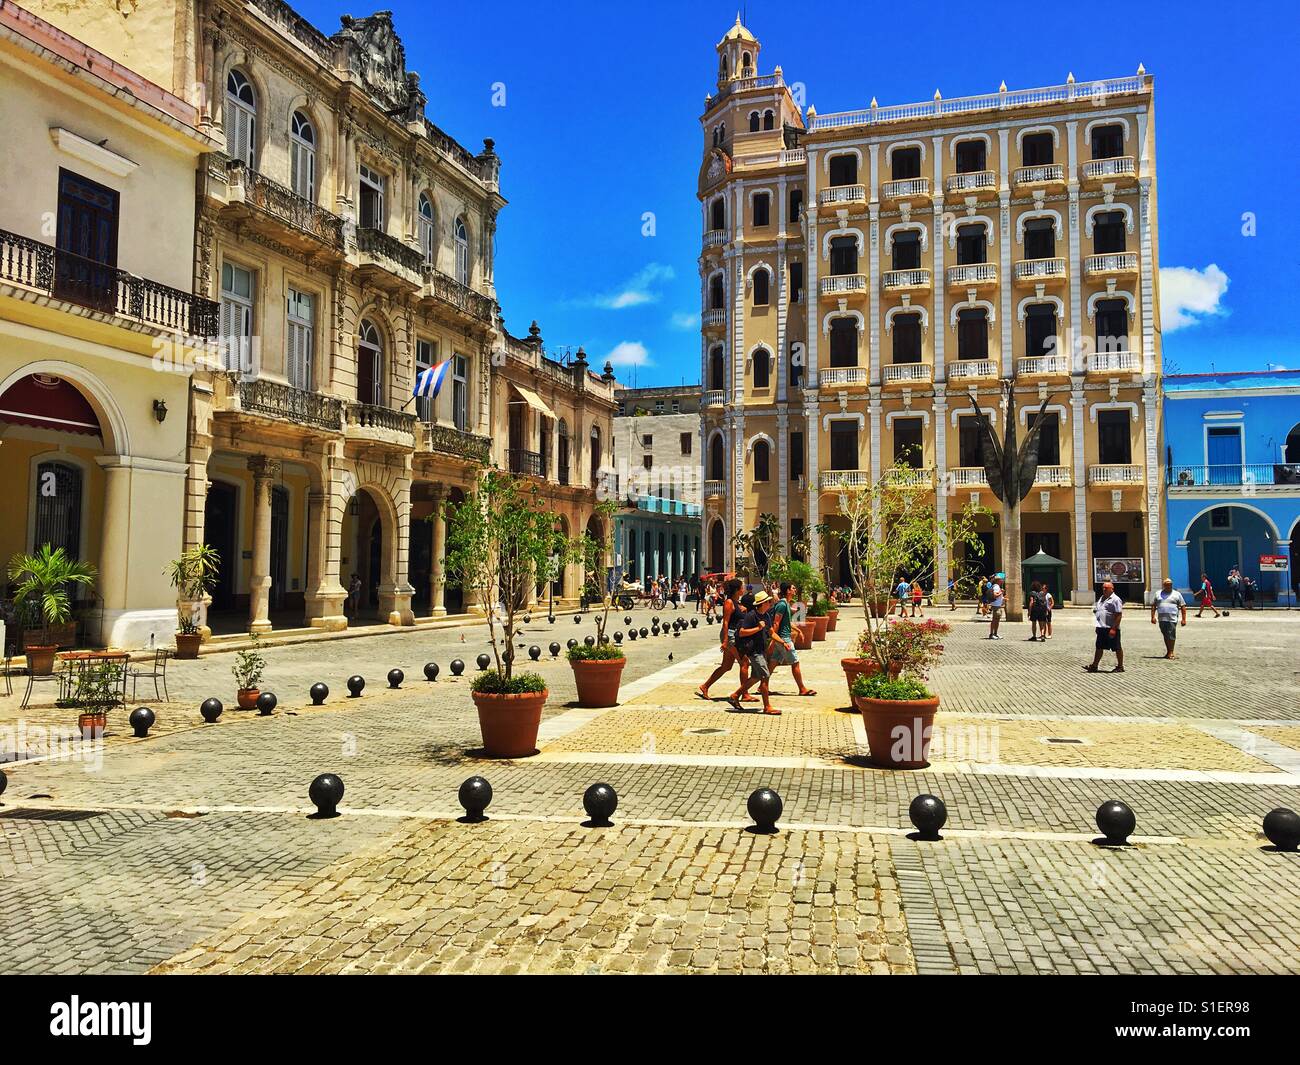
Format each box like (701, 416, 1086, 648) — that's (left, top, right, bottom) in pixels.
(247, 455, 281, 481)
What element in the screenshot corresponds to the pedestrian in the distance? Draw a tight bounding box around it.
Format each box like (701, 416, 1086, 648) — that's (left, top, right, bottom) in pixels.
(1027, 580, 1048, 641)
(947, 576, 958, 611)
(1150, 577, 1187, 659)
(987, 579, 1004, 639)
(911, 580, 925, 617)
(1085, 580, 1125, 673)
(1043, 584, 1055, 639)
(1195, 572, 1220, 618)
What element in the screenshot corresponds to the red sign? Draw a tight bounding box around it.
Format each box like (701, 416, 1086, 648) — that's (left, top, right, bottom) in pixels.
(1259, 555, 1289, 572)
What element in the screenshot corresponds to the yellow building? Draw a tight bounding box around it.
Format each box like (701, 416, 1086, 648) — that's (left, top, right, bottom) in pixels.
(0, 0, 217, 648)
(698, 18, 1163, 603)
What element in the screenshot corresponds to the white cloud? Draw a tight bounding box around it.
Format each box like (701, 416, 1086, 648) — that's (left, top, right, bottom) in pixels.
(670, 310, 700, 330)
(1160, 264, 1229, 332)
(605, 341, 652, 368)
(586, 263, 675, 309)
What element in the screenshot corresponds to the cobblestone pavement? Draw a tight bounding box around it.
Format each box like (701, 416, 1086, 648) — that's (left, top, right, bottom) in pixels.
(0, 607, 1296, 974)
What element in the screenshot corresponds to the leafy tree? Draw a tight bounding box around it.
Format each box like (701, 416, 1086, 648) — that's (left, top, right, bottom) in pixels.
(572, 498, 622, 650)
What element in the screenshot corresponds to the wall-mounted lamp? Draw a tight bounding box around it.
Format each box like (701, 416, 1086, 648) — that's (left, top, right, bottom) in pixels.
(153, 399, 168, 423)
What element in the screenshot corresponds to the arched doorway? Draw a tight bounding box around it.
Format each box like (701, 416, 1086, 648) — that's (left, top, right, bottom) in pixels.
(204, 481, 238, 612)
(552, 514, 570, 600)
(443, 487, 465, 614)
(709, 519, 725, 571)
(341, 486, 396, 622)
(584, 513, 605, 598)
(1184, 504, 1284, 605)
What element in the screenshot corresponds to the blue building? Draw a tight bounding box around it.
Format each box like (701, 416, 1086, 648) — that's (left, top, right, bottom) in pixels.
(1163, 371, 1300, 606)
(614, 494, 703, 586)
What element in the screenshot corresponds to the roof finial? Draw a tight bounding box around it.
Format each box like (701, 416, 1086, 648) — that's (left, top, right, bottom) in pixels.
(1067, 71, 1075, 84)
(870, 96, 878, 108)
(933, 88, 942, 101)
(1137, 62, 1146, 75)
(999, 79, 1007, 92)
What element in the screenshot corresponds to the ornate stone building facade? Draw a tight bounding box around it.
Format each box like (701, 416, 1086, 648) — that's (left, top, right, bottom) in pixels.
(698, 18, 1163, 603)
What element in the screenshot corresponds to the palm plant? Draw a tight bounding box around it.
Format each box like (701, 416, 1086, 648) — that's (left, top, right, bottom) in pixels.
(166, 544, 221, 634)
(7, 544, 97, 646)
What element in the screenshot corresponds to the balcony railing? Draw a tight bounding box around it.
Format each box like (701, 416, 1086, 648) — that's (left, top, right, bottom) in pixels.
(883, 363, 933, 385)
(1084, 252, 1139, 276)
(882, 268, 931, 290)
(1034, 465, 1071, 486)
(1168, 464, 1298, 488)
(703, 229, 727, 248)
(818, 366, 868, 388)
(703, 389, 726, 408)
(226, 161, 345, 249)
(945, 170, 996, 194)
(0, 228, 219, 336)
(1087, 351, 1141, 373)
(820, 470, 870, 491)
(947, 467, 988, 487)
(703, 308, 727, 328)
(884, 467, 935, 489)
(703, 479, 726, 499)
(420, 265, 495, 323)
(947, 359, 998, 381)
(705, 72, 787, 110)
(1012, 164, 1065, 186)
(1014, 257, 1066, 283)
(1017, 355, 1070, 377)
(820, 273, 867, 296)
(507, 448, 543, 477)
(1081, 157, 1136, 182)
(238, 377, 343, 431)
(818, 184, 866, 206)
(1088, 463, 1143, 486)
(946, 263, 997, 287)
(356, 227, 423, 278)
(421, 423, 491, 464)
(881, 177, 931, 201)
(347, 403, 416, 437)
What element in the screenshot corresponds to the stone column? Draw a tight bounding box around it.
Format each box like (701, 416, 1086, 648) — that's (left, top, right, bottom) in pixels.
(379, 469, 415, 626)
(247, 456, 279, 635)
(428, 484, 447, 617)
(305, 478, 347, 630)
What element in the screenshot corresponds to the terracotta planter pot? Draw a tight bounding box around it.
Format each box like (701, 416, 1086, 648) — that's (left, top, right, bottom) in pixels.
(867, 600, 892, 620)
(175, 632, 202, 659)
(841, 657, 880, 701)
(472, 688, 548, 758)
(809, 615, 830, 642)
(78, 710, 106, 740)
(25, 645, 58, 677)
(853, 695, 940, 769)
(236, 687, 260, 711)
(793, 621, 814, 650)
(570, 656, 627, 708)
(826, 609, 840, 632)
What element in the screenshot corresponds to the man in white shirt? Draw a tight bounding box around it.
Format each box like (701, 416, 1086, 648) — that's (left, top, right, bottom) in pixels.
(1150, 577, 1187, 659)
(987, 581, 1005, 639)
(1085, 580, 1125, 673)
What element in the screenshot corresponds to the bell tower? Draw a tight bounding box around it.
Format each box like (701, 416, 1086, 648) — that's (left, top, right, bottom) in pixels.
(715, 14, 759, 89)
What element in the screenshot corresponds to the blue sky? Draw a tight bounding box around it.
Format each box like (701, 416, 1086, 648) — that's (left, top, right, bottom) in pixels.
(299, 0, 1300, 385)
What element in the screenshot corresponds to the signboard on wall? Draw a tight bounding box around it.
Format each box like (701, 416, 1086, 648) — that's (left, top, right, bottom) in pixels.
(1260, 554, 1289, 572)
(1094, 557, 1145, 583)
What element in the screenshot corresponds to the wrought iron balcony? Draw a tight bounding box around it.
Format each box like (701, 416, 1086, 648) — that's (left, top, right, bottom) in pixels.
(224, 160, 345, 249)
(237, 377, 344, 431)
(420, 265, 495, 323)
(356, 228, 422, 285)
(421, 422, 491, 464)
(507, 448, 543, 477)
(0, 228, 218, 336)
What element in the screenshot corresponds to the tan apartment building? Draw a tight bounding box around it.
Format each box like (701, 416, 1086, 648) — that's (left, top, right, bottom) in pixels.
(698, 17, 1162, 603)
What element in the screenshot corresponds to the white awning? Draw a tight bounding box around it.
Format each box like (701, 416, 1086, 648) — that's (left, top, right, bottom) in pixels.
(510, 384, 557, 420)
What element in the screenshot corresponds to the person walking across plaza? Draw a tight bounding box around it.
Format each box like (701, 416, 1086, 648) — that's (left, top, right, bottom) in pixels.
(987, 578, 1004, 639)
(894, 576, 911, 617)
(1027, 580, 1049, 641)
(769, 581, 816, 697)
(728, 590, 778, 715)
(910, 580, 925, 617)
(977, 575, 991, 617)
(947, 576, 958, 611)
(697, 578, 749, 700)
(1195, 572, 1220, 618)
(1227, 567, 1245, 609)
(1043, 584, 1055, 639)
(1151, 577, 1188, 659)
(1085, 580, 1125, 673)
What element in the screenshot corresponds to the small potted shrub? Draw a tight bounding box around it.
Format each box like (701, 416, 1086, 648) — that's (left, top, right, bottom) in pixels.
(850, 672, 940, 769)
(806, 595, 830, 642)
(567, 500, 626, 707)
(8, 545, 96, 675)
(167, 545, 219, 658)
(841, 628, 882, 702)
(469, 668, 548, 757)
(232, 639, 266, 710)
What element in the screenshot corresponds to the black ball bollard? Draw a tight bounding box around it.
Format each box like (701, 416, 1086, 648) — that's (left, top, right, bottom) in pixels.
(423, 662, 439, 682)
(747, 788, 783, 834)
(908, 794, 947, 841)
(346, 675, 365, 698)
(529, 645, 541, 661)
(624, 616, 633, 626)
(308, 773, 344, 818)
(1262, 807, 1300, 851)
(583, 782, 618, 827)
(691, 617, 699, 628)
(628, 629, 638, 641)
(0, 767, 6, 801)
(640, 627, 648, 638)
(547, 614, 556, 625)
(387, 668, 404, 689)
(549, 642, 561, 658)
(476, 653, 491, 671)
(613, 631, 623, 643)
(567, 639, 578, 650)
(200, 697, 223, 723)
(310, 682, 329, 705)
(1095, 800, 1136, 845)
(255, 691, 277, 716)
(458, 775, 493, 822)
(574, 615, 582, 625)
(584, 635, 595, 647)
(450, 659, 465, 676)
(129, 706, 155, 738)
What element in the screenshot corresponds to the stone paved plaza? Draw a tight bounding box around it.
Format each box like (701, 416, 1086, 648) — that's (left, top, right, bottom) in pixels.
(1, 604, 1297, 974)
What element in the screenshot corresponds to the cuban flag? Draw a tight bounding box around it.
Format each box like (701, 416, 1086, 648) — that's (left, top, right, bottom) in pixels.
(414, 359, 452, 400)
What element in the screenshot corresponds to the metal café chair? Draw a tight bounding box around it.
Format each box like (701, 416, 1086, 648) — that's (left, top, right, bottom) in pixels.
(129, 646, 170, 702)
(21, 655, 73, 710)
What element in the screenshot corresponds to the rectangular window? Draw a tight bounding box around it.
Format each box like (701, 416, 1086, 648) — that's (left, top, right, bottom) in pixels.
(829, 237, 858, 276)
(1097, 410, 1132, 464)
(359, 164, 385, 230)
(828, 155, 857, 186)
(286, 288, 314, 391)
(956, 225, 987, 265)
(539, 419, 552, 478)
(788, 343, 805, 388)
(1021, 132, 1054, 167)
(893, 418, 924, 468)
(1094, 299, 1130, 352)
(642, 454, 653, 470)
(892, 314, 922, 364)
(642, 434, 653, 447)
(957, 310, 988, 360)
(958, 415, 983, 467)
(789, 188, 803, 221)
(1024, 306, 1058, 359)
(1093, 212, 1127, 254)
(1028, 412, 1060, 465)
(789, 261, 804, 304)
(55, 169, 119, 313)
(891, 146, 921, 180)
(680, 432, 692, 455)
(452, 353, 468, 430)
(415, 338, 437, 421)
(753, 193, 770, 227)
(220, 261, 254, 373)
(891, 232, 921, 271)
(829, 318, 858, 368)
(954, 140, 986, 174)
(830, 422, 858, 470)
(1023, 218, 1056, 260)
(1091, 125, 1124, 159)
(789, 431, 805, 479)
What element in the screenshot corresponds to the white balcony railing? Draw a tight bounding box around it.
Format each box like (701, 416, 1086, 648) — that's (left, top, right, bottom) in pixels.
(946, 359, 998, 380)
(1014, 257, 1066, 282)
(1088, 463, 1143, 485)
(1034, 465, 1071, 486)
(820, 273, 867, 296)
(703, 229, 727, 249)
(818, 184, 866, 206)
(882, 268, 931, 290)
(780, 148, 806, 166)
(1087, 351, 1141, 373)
(883, 363, 933, 385)
(820, 469, 870, 490)
(884, 467, 936, 489)
(1017, 355, 1070, 376)
(881, 177, 931, 200)
(1081, 156, 1136, 181)
(945, 170, 997, 194)
(702, 389, 726, 408)
(948, 467, 989, 487)
(702, 308, 726, 328)
(1084, 252, 1139, 275)
(704, 479, 726, 498)
(1013, 163, 1065, 186)
(818, 366, 868, 388)
(946, 263, 997, 286)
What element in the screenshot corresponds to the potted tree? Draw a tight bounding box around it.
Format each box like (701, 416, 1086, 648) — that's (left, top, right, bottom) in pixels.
(838, 463, 985, 768)
(68, 657, 125, 738)
(443, 470, 554, 757)
(567, 500, 626, 707)
(8, 545, 97, 675)
(166, 545, 220, 659)
(232, 638, 266, 710)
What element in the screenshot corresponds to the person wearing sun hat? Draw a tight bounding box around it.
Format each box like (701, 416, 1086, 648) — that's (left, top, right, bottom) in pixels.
(728, 590, 779, 715)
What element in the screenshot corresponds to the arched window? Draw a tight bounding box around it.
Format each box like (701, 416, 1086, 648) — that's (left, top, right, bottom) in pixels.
(709, 345, 725, 391)
(741, 51, 752, 75)
(892, 313, 922, 364)
(710, 198, 725, 231)
(749, 111, 760, 133)
(590, 425, 602, 487)
(1285, 423, 1300, 464)
(225, 70, 257, 168)
(557, 419, 570, 484)
(709, 273, 725, 310)
(957, 308, 989, 360)
(763, 109, 774, 131)
(290, 110, 315, 201)
(33, 460, 83, 559)
(454, 217, 469, 285)
(709, 434, 725, 480)
(753, 440, 770, 482)
(752, 268, 770, 306)
(357, 319, 383, 405)
(419, 194, 436, 265)
(752, 347, 770, 389)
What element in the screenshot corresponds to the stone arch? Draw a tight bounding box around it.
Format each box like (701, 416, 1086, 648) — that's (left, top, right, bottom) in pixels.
(1085, 202, 1135, 237)
(885, 304, 929, 335)
(822, 308, 865, 335)
(886, 139, 927, 166)
(1015, 208, 1064, 243)
(821, 225, 865, 258)
(1016, 124, 1061, 151)
(1084, 116, 1131, 147)
(1087, 289, 1136, 322)
(1016, 293, 1066, 323)
(948, 215, 996, 250)
(884, 220, 929, 253)
(949, 131, 992, 159)
(1180, 502, 1282, 544)
(0, 361, 129, 455)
